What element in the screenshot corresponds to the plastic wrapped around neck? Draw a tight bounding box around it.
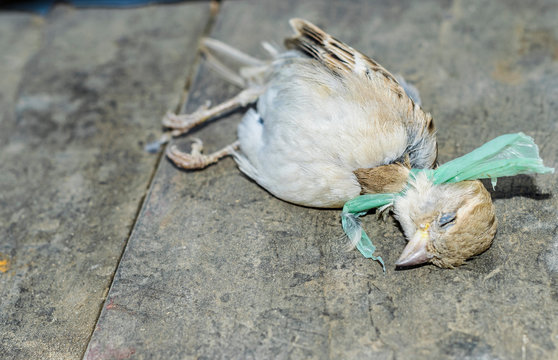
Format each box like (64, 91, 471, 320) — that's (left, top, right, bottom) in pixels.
(341, 132, 554, 270)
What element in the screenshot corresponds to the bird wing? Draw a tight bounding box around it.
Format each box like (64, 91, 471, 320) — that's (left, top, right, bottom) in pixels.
(285, 18, 438, 170)
(285, 18, 407, 99)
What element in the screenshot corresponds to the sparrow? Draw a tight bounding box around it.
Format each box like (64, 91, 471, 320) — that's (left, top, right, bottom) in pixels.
(159, 18, 497, 268)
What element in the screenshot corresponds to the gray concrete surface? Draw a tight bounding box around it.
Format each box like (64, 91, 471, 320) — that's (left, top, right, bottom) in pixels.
(1, 0, 557, 359)
(0, 4, 210, 359)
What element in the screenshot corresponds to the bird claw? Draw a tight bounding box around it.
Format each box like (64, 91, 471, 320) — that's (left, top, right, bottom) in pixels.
(166, 139, 210, 169)
(162, 101, 212, 134)
(376, 203, 392, 222)
(189, 138, 204, 155)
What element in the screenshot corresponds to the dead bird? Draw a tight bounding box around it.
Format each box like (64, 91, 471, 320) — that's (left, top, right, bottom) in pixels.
(155, 19, 545, 269)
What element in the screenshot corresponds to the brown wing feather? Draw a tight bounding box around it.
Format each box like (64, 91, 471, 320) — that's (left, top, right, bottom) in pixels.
(285, 18, 437, 170)
(285, 18, 404, 97)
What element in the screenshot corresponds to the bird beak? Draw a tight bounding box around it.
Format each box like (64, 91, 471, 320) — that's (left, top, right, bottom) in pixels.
(395, 225, 433, 267)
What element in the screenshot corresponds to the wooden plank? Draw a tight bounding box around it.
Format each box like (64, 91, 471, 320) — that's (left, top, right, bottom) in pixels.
(87, 0, 558, 358)
(0, 4, 210, 359)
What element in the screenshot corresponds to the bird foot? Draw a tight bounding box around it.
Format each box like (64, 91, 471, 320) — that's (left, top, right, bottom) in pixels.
(166, 138, 213, 169)
(162, 101, 211, 135)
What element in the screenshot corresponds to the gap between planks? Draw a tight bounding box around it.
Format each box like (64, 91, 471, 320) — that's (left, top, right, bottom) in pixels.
(81, 1, 222, 358)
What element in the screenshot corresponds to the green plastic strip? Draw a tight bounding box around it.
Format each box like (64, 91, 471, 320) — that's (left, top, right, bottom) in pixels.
(343, 193, 396, 213)
(341, 194, 395, 271)
(427, 133, 553, 184)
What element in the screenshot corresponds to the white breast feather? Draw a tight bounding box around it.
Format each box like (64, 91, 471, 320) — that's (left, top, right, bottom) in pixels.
(235, 59, 409, 208)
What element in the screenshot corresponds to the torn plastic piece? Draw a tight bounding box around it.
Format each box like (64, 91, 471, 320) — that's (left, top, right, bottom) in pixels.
(341, 194, 395, 271)
(418, 132, 554, 185)
(491, 177, 497, 190)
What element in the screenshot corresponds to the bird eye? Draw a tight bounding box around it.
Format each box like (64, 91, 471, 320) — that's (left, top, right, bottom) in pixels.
(439, 212, 456, 227)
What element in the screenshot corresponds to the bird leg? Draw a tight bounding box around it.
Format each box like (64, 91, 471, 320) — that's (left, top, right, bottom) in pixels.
(166, 138, 240, 170)
(201, 38, 273, 87)
(162, 86, 264, 137)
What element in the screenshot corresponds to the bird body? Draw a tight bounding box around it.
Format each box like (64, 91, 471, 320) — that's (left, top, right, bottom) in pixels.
(235, 19, 436, 208)
(236, 57, 434, 207)
(161, 19, 551, 268)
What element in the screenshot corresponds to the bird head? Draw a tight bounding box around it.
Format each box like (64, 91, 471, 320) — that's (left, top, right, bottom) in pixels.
(393, 173, 497, 268)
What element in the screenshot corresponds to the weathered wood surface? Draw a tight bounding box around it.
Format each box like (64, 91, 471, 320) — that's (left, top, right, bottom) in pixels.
(86, 0, 558, 359)
(0, 4, 210, 359)
(1, 0, 557, 359)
